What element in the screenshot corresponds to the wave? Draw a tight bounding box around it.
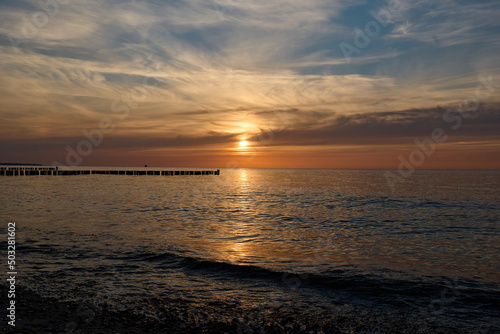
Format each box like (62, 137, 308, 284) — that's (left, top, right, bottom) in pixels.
(108, 249, 500, 315)
(8, 239, 500, 333)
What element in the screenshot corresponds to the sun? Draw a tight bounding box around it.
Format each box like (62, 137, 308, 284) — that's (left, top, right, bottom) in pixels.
(238, 140, 249, 148)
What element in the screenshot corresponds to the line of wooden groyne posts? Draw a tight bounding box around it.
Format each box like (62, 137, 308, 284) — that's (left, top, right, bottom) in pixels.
(0, 166, 220, 176)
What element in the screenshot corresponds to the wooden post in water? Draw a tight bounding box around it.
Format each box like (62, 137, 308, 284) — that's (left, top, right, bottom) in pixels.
(0, 166, 220, 177)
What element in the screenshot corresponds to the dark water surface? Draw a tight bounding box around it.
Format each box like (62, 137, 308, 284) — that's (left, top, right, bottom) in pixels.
(1, 168, 499, 332)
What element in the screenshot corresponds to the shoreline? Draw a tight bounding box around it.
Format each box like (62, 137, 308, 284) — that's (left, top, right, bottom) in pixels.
(2, 284, 497, 334)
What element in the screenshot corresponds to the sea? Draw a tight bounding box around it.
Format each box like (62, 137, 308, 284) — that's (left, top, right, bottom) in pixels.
(1, 168, 499, 333)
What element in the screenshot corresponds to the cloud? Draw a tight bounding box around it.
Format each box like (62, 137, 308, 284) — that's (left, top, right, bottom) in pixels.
(5, 102, 498, 153)
(248, 103, 500, 146)
(0, 0, 499, 167)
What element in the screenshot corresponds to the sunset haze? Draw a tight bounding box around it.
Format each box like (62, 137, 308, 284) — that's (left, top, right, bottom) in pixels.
(1, 0, 499, 169)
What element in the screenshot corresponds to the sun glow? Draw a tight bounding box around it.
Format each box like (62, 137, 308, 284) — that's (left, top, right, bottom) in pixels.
(239, 140, 249, 148)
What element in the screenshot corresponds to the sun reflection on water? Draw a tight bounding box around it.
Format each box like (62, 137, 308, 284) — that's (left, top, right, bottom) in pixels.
(227, 169, 251, 262)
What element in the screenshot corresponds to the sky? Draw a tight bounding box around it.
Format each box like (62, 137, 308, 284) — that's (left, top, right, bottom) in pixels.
(0, 0, 499, 169)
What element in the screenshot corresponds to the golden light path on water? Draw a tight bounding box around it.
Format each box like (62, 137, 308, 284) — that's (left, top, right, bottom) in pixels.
(164, 169, 500, 281)
(6, 169, 498, 281)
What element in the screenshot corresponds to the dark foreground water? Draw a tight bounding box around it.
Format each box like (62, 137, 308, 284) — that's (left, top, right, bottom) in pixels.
(1, 168, 499, 333)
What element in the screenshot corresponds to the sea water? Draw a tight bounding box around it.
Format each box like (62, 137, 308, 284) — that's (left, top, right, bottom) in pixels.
(1, 168, 499, 332)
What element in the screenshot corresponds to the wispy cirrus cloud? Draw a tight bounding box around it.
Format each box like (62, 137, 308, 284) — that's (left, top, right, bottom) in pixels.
(0, 0, 499, 168)
(387, 0, 500, 45)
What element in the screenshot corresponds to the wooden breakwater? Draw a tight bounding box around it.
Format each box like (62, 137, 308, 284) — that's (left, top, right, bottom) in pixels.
(0, 166, 220, 176)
